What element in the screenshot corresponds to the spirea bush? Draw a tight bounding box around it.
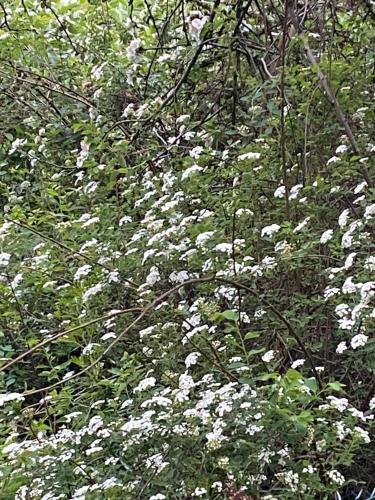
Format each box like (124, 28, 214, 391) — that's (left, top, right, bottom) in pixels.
(0, 0, 374, 499)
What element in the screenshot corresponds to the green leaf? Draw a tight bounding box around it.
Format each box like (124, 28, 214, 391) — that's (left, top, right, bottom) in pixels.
(244, 331, 260, 340)
(221, 310, 239, 322)
(327, 381, 346, 392)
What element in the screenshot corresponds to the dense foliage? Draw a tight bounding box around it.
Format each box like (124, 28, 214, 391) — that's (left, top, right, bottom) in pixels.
(0, 0, 374, 498)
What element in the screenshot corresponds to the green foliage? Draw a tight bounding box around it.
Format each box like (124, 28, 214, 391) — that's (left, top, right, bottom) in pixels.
(0, 0, 374, 499)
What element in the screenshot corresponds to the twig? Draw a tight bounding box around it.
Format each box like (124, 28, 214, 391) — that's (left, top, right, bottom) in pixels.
(0, 307, 142, 372)
(302, 41, 372, 187)
(233, 0, 253, 35)
(6, 218, 138, 289)
(41, 0, 80, 55)
(0, 1, 36, 32)
(112, 0, 222, 136)
(20, 275, 322, 396)
(279, 0, 291, 220)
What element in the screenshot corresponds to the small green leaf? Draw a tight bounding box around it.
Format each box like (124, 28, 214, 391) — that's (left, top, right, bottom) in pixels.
(244, 331, 260, 340)
(327, 381, 345, 392)
(221, 310, 239, 322)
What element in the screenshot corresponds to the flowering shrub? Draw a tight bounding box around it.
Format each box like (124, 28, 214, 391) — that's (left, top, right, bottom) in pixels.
(0, 0, 374, 498)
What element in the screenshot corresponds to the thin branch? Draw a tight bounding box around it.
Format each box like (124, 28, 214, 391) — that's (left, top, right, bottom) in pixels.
(7, 219, 138, 289)
(279, 0, 291, 220)
(233, 0, 253, 35)
(0, 1, 36, 32)
(302, 41, 372, 187)
(111, 0, 222, 136)
(0, 307, 142, 372)
(21, 275, 322, 396)
(41, 0, 80, 55)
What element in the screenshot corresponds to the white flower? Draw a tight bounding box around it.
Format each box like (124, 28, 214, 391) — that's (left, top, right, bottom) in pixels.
(80, 239, 98, 252)
(336, 341, 348, 354)
(338, 209, 350, 229)
(86, 445, 103, 456)
(169, 270, 189, 283)
(190, 146, 204, 159)
(214, 243, 232, 254)
(236, 208, 253, 216)
(83, 181, 99, 194)
(11, 273, 23, 289)
(107, 271, 120, 283)
(253, 309, 265, 319)
(274, 185, 286, 198)
(176, 114, 190, 123)
(64, 411, 82, 423)
(72, 485, 90, 499)
(237, 151, 261, 161)
(289, 184, 303, 200)
(185, 352, 201, 368)
(190, 16, 207, 42)
(82, 343, 99, 355)
(274, 240, 290, 253)
(364, 256, 375, 272)
(327, 156, 340, 165)
(139, 326, 156, 339)
(350, 334, 368, 350)
(119, 216, 132, 226)
(342, 277, 357, 294)
(0, 393, 24, 406)
(0, 222, 13, 238)
(0, 252, 11, 267)
(327, 469, 345, 486)
(335, 303, 351, 318)
(181, 164, 203, 180)
(291, 359, 305, 369)
(146, 266, 160, 286)
(246, 424, 264, 435)
(364, 203, 375, 220)
(192, 487, 207, 497)
(344, 252, 356, 270)
(82, 283, 103, 302)
(134, 377, 156, 393)
(82, 216, 100, 228)
(62, 370, 75, 380)
(149, 495, 166, 500)
(327, 396, 348, 412)
(127, 38, 141, 61)
(261, 224, 280, 238)
(353, 426, 370, 443)
(211, 481, 223, 492)
(293, 216, 311, 233)
(196, 231, 215, 247)
(101, 332, 116, 341)
(145, 453, 169, 473)
(9, 138, 27, 154)
(369, 397, 375, 411)
(179, 373, 195, 390)
(74, 264, 92, 281)
(360, 281, 375, 301)
(320, 229, 333, 244)
(354, 181, 367, 194)
(91, 62, 107, 80)
(262, 350, 275, 363)
(336, 144, 348, 154)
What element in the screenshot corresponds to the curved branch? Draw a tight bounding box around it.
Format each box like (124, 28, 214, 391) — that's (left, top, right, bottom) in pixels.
(7, 218, 138, 289)
(21, 275, 322, 396)
(0, 307, 142, 372)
